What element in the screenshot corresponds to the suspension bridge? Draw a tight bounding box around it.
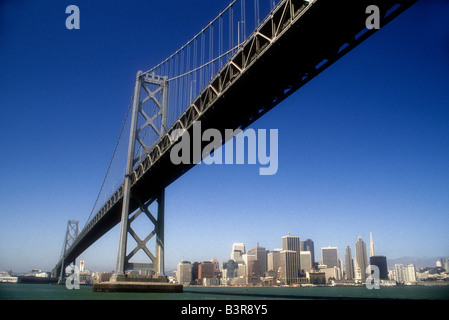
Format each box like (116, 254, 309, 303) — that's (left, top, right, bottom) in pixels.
(52, 0, 417, 288)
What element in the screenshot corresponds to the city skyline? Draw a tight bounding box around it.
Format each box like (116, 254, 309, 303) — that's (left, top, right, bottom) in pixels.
(174, 232, 445, 287)
(1, 0, 448, 274)
(18, 231, 444, 274)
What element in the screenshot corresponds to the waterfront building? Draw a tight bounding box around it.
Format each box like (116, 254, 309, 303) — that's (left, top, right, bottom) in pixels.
(345, 245, 354, 280)
(247, 256, 261, 277)
(394, 264, 405, 283)
(322, 247, 338, 268)
(236, 262, 246, 277)
(223, 259, 237, 280)
(338, 258, 344, 280)
(247, 259, 262, 284)
(254, 244, 268, 276)
(405, 264, 417, 283)
(391, 264, 417, 284)
(300, 251, 312, 275)
(370, 232, 376, 257)
(177, 261, 192, 285)
(198, 261, 215, 284)
(0, 271, 18, 283)
(191, 262, 199, 284)
(370, 255, 388, 280)
(243, 252, 256, 276)
(322, 266, 342, 282)
(280, 249, 299, 285)
(307, 270, 326, 285)
(355, 236, 368, 281)
(300, 239, 315, 266)
(438, 258, 449, 272)
(388, 268, 396, 281)
(231, 243, 246, 264)
(267, 249, 281, 277)
(282, 234, 301, 280)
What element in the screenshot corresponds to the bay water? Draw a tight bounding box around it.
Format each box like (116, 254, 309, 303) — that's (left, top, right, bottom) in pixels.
(1, 283, 448, 300)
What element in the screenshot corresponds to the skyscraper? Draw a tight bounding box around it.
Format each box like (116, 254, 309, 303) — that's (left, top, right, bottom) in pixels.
(267, 249, 281, 276)
(355, 236, 368, 281)
(370, 255, 388, 280)
(370, 232, 376, 257)
(300, 251, 312, 274)
(231, 243, 246, 263)
(198, 261, 215, 285)
(256, 245, 268, 276)
(282, 234, 301, 279)
(232, 243, 245, 253)
(345, 245, 354, 280)
(222, 259, 237, 280)
(300, 239, 315, 266)
(280, 250, 299, 285)
(368, 232, 389, 280)
(321, 247, 338, 268)
(177, 261, 192, 285)
(191, 262, 199, 284)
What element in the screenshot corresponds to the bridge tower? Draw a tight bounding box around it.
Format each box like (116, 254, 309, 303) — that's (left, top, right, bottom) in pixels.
(58, 220, 80, 281)
(114, 71, 169, 280)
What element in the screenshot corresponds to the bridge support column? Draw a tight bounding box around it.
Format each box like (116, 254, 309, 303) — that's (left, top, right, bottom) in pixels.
(57, 220, 80, 283)
(112, 190, 167, 282)
(115, 71, 142, 275)
(155, 189, 165, 276)
(114, 70, 169, 279)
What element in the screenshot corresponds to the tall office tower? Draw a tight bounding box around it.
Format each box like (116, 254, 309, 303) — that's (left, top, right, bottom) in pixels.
(300, 251, 312, 274)
(211, 258, 220, 272)
(300, 239, 316, 266)
(394, 264, 405, 283)
(223, 259, 237, 279)
(345, 245, 354, 280)
(282, 234, 301, 272)
(280, 250, 299, 284)
(338, 258, 344, 280)
(370, 232, 376, 257)
(231, 243, 246, 263)
(370, 255, 388, 280)
(243, 253, 256, 277)
(253, 245, 268, 276)
(355, 236, 368, 281)
(191, 262, 199, 284)
(247, 259, 261, 278)
(232, 243, 246, 254)
(177, 261, 192, 285)
(437, 258, 449, 272)
(237, 262, 247, 277)
(198, 261, 215, 284)
(267, 249, 282, 275)
(321, 247, 338, 268)
(405, 264, 417, 283)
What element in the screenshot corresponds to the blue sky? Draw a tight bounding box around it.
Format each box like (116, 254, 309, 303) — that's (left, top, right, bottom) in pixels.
(0, 0, 448, 273)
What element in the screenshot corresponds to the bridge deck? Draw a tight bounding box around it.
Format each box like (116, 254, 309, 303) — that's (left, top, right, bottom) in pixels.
(54, 0, 417, 276)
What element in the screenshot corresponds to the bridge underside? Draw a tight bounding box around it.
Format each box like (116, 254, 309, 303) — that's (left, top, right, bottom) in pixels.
(53, 0, 417, 277)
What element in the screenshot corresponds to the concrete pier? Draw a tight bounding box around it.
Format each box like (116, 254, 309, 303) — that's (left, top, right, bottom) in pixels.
(93, 274, 183, 293)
